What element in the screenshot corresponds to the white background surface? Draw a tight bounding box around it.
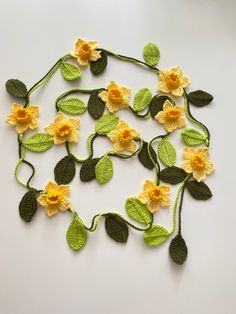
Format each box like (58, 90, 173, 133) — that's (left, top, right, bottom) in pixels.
(0, 1, 236, 313)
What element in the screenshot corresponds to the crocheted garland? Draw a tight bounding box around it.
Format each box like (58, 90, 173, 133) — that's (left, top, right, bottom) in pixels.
(5, 38, 215, 265)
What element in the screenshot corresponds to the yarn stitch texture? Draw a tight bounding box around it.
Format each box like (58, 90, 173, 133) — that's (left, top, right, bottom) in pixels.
(4, 38, 215, 265)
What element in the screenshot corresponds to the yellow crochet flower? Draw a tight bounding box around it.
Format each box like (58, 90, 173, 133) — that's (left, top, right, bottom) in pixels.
(157, 66, 190, 97)
(37, 181, 70, 216)
(107, 120, 140, 153)
(138, 180, 171, 213)
(155, 100, 186, 132)
(70, 38, 101, 66)
(99, 81, 131, 113)
(45, 112, 80, 144)
(182, 147, 215, 182)
(4, 103, 39, 134)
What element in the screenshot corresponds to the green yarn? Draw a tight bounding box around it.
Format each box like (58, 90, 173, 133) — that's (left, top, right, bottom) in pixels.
(95, 113, 119, 134)
(133, 88, 152, 112)
(186, 181, 212, 200)
(187, 90, 213, 107)
(80, 158, 100, 182)
(54, 155, 76, 184)
(144, 225, 170, 246)
(158, 139, 176, 167)
(19, 190, 37, 222)
(169, 234, 188, 265)
(66, 217, 87, 251)
(5, 79, 28, 98)
(181, 128, 206, 146)
(143, 43, 160, 66)
(60, 61, 81, 80)
(138, 141, 157, 170)
(88, 89, 106, 119)
(57, 98, 87, 115)
(105, 214, 129, 243)
(90, 50, 108, 75)
(95, 155, 113, 184)
(149, 95, 169, 118)
(23, 133, 54, 152)
(159, 166, 188, 184)
(125, 197, 152, 224)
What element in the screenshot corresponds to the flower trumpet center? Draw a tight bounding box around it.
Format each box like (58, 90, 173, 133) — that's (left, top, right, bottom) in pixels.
(108, 88, 123, 104)
(190, 154, 206, 170)
(166, 73, 180, 90)
(15, 109, 30, 123)
(56, 123, 72, 136)
(166, 108, 181, 120)
(148, 187, 162, 201)
(79, 43, 92, 60)
(47, 192, 61, 205)
(118, 129, 133, 144)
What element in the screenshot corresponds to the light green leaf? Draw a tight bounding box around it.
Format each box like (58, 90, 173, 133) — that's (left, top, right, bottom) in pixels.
(181, 128, 206, 146)
(23, 133, 54, 152)
(158, 139, 176, 167)
(60, 61, 81, 81)
(144, 225, 170, 246)
(66, 217, 87, 251)
(58, 98, 87, 115)
(143, 42, 160, 66)
(125, 197, 152, 224)
(95, 155, 113, 184)
(95, 113, 119, 135)
(133, 88, 152, 112)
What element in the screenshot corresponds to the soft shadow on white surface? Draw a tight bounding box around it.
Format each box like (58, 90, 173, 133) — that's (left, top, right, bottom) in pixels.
(0, 0, 236, 314)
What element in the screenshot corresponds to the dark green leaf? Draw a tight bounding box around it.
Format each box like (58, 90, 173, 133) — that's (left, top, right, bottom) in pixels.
(19, 190, 37, 222)
(149, 95, 169, 118)
(159, 166, 188, 184)
(54, 155, 75, 184)
(90, 50, 107, 75)
(105, 215, 129, 243)
(169, 234, 188, 265)
(80, 158, 100, 182)
(88, 89, 106, 119)
(6, 79, 28, 98)
(187, 90, 213, 107)
(186, 181, 212, 200)
(138, 141, 157, 170)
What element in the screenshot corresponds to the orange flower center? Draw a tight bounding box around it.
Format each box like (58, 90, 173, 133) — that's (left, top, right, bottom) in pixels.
(79, 43, 92, 60)
(166, 108, 181, 120)
(148, 187, 162, 201)
(118, 129, 133, 144)
(108, 88, 123, 104)
(47, 192, 61, 205)
(15, 108, 30, 123)
(56, 123, 72, 137)
(166, 73, 180, 90)
(190, 154, 206, 170)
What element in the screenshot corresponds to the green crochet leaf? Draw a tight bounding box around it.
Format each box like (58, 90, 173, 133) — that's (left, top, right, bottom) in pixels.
(66, 217, 87, 251)
(95, 113, 119, 135)
(57, 98, 87, 115)
(19, 190, 37, 222)
(125, 197, 152, 224)
(144, 225, 170, 246)
(95, 155, 113, 184)
(23, 133, 54, 152)
(90, 50, 107, 75)
(138, 141, 157, 170)
(187, 90, 213, 107)
(181, 128, 206, 146)
(186, 181, 212, 200)
(60, 61, 81, 81)
(6, 79, 28, 98)
(159, 166, 188, 184)
(169, 234, 188, 265)
(133, 88, 152, 112)
(105, 214, 129, 243)
(149, 95, 169, 118)
(143, 42, 160, 66)
(88, 89, 106, 120)
(158, 139, 176, 167)
(54, 155, 76, 184)
(80, 158, 100, 182)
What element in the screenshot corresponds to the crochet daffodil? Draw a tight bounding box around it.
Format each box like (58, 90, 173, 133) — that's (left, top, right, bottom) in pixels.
(5, 103, 39, 134)
(45, 112, 80, 144)
(99, 81, 131, 113)
(182, 147, 215, 182)
(138, 180, 171, 213)
(107, 120, 140, 153)
(37, 181, 70, 216)
(70, 38, 101, 66)
(155, 100, 186, 132)
(157, 66, 190, 97)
